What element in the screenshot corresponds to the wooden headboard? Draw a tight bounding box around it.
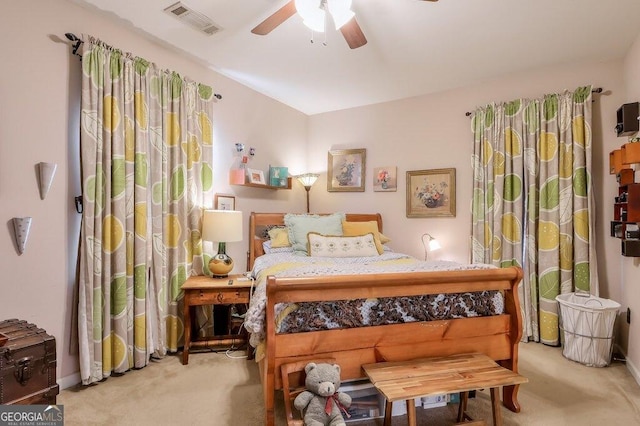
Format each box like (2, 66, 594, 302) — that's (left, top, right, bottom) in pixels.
(247, 212, 383, 271)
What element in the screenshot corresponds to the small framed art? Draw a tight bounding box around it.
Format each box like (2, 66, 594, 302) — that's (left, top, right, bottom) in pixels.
(406, 168, 456, 218)
(214, 194, 236, 211)
(373, 166, 397, 192)
(247, 169, 266, 185)
(327, 148, 366, 192)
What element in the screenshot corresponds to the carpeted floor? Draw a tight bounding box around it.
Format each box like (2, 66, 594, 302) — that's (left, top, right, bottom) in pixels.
(58, 343, 640, 425)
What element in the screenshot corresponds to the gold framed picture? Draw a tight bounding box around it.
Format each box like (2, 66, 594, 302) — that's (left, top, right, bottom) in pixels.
(327, 149, 366, 192)
(406, 168, 456, 218)
(373, 166, 397, 192)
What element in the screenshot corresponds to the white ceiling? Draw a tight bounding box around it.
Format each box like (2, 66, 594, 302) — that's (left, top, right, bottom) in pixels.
(72, 0, 640, 115)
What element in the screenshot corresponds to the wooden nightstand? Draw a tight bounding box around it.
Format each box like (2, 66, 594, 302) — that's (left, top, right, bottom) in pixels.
(181, 274, 253, 365)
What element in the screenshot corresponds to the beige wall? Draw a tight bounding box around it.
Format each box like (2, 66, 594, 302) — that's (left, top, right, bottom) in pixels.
(0, 0, 306, 385)
(2, 0, 638, 389)
(308, 60, 639, 377)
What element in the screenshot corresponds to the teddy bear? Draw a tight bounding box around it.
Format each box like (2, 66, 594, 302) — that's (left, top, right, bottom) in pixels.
(293, 362, 352, 426)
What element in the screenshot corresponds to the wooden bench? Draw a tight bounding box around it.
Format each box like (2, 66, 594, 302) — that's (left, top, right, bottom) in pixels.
(361, 352, 528, 426)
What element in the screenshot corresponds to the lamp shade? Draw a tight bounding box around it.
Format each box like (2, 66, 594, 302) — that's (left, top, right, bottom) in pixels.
(202, 210, 243, 243)
(296, 173, 320, 188)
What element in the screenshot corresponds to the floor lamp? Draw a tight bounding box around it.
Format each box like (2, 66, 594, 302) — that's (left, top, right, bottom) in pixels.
(295, 173, 320, 213)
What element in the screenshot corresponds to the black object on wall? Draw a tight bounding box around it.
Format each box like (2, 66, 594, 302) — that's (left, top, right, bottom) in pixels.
(615, 102, 639, 136)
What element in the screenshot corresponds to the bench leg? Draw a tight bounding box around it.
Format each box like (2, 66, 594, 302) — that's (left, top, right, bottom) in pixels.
(490, 387, 502, 426)
(384, 399, 392, 426)
(457, 392, 469, 422)
(406, 399, 417, 426)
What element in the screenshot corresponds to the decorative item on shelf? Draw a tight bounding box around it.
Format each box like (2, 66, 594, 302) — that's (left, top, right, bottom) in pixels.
(37, 162, 57, 200)
(269, 166, 289, 187)
(295, 173, 320, 213)
(421, 233, 441, 260)
(12, 217, 32, 255)
(229, 143, 251, 184)
(247, 168, 266, 185)
(202, 210, 243, 278)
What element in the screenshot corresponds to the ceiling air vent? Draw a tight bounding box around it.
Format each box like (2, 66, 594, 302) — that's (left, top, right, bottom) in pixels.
(164, 2, 222, 36)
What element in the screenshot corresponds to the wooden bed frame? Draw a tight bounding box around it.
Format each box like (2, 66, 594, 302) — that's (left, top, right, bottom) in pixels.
(247, 212, 524, 426)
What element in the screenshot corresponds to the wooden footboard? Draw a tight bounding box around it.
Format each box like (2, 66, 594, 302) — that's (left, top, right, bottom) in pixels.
(259, 266, 524, 426)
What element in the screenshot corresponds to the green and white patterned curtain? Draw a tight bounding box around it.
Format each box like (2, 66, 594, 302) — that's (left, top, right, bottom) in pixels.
(471, 86, 597, 345)
(77, 36, 214, 384)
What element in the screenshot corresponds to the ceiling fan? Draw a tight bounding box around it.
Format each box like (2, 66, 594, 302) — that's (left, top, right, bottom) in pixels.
(251, 0, 439, 49)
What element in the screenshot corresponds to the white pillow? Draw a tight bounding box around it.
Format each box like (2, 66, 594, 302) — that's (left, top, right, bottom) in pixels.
(307, 232, 379, 258)
(284, 213, 345, 255)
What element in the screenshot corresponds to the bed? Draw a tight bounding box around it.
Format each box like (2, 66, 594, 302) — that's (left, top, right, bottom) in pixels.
(245, 212, 524, 426)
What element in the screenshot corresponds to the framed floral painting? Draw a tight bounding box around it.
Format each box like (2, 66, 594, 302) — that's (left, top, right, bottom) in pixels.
(327, 149, 366, 192)
(373, 166, 397, 192)
(406, 168, 456, 217)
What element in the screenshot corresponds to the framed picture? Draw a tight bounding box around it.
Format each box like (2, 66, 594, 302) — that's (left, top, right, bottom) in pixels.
(327, 148, 366, 192)
(373, 166, 397, 192)
(214, 194, 236, 211)
(406, 168, 456, 218)
(269, 166, 289, 187)
(247, 168, 266, 185)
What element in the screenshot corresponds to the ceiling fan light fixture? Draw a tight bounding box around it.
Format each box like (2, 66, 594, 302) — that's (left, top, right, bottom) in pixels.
(295, 0, 326, 32)
(327, 0, 354, 29)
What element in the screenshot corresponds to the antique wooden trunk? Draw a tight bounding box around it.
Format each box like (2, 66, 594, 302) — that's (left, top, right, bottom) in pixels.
(0, 319, 58, 405)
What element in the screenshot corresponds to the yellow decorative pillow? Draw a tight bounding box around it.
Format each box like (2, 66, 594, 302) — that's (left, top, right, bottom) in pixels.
(341, 221, 385, 254)
(267, 227, 291, 248)
(378, 232, 391, 244)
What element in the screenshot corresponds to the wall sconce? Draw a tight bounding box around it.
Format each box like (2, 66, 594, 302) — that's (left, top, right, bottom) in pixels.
(37, 162, 57, 200)
(12, 217, 32, 255)
(421, 233, 441, 260)
(202, 210, 243, 278)
(295, 173, 320, 213)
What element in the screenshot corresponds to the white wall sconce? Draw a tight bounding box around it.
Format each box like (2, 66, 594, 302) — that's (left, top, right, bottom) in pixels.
(37, 162, 57, 200)
(421, 233, 441, 260)
(12, 217, 32, 255)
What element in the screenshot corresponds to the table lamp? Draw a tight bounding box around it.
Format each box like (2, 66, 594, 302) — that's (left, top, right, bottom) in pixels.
(421, 233, 441, 260)
(202, 210, 243, 278)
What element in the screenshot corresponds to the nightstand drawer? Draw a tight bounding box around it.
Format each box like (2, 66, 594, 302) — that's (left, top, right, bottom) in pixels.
(187, 289, 249, 305)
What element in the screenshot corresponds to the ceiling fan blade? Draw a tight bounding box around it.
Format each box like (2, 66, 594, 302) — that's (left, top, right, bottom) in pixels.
(340, 17, 367, 49)
(251, 0, 297, 35)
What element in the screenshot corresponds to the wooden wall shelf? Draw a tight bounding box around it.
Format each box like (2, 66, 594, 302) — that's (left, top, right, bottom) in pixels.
(231, 176, 292, 190)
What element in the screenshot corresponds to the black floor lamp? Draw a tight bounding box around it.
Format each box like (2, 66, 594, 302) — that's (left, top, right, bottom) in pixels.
(295, 173, 320, 213)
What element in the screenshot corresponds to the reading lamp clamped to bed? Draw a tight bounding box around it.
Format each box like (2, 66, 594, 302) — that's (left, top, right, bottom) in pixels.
(421, 233, 441, 260)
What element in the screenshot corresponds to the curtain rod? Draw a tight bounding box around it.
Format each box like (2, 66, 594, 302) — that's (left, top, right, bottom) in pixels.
(64, 33, 223, 100)
(464, 87, 603, 117)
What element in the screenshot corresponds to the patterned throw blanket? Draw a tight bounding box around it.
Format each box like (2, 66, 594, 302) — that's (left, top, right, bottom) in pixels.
(244, 252, 503, 351)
